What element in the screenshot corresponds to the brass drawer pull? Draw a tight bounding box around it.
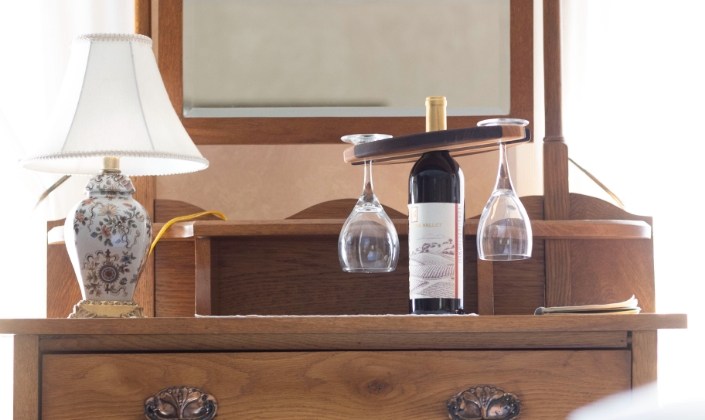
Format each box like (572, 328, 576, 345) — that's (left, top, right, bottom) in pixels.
(145, 386, 218, 419)
(447, 385, 520, 420)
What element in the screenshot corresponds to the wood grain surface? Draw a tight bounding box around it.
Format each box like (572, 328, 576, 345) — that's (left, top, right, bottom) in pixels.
(0, 314, 687, 336)
(342, 125, 529, 165)
(42, 350, 628, 419)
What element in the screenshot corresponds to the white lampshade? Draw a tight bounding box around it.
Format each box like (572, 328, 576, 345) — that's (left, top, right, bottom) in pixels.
(22, 33, 208, 176)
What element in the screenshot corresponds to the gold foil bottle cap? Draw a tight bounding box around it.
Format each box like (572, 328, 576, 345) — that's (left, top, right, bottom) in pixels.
(425, 96, 447, 132)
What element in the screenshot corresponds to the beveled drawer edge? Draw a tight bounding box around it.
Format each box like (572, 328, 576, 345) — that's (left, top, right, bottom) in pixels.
(37, 331, 629, 353)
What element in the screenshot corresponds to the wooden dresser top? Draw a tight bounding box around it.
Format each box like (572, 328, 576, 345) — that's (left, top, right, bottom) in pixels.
(0, 314, 686, 336)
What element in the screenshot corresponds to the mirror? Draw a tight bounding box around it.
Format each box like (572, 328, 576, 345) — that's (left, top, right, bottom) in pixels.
(148, 0, 532, 144)
(183, 0, 510, 118)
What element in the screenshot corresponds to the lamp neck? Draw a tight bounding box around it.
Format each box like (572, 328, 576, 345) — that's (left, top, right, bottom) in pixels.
(102, 156, 120, 173)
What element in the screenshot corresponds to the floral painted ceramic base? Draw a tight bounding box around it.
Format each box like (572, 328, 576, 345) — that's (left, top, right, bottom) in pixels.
(63, 170, 151, 318)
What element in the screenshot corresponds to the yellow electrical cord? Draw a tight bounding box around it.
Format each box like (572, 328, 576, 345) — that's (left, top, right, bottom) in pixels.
(149, 210, 227, 256)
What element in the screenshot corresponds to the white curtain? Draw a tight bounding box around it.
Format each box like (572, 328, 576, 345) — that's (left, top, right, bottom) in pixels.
(0, 1, 134, 417)
(561, 0, 705, 406)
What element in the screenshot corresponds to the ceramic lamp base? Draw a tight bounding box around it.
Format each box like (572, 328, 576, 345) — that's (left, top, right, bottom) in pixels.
(64, 167, 152, 318)
(68, 300, 145, 318)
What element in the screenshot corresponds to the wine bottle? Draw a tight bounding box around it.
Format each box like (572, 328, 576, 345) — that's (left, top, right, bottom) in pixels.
(408, 96, 465, 314)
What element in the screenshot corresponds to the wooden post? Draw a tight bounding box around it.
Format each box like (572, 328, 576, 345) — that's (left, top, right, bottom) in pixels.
(13, 335, 39, 419)
(543, 0, 571, 306)
(194, 238, 215, 315)
(631, 331, 658, 387)
(133, 0, 158, 316)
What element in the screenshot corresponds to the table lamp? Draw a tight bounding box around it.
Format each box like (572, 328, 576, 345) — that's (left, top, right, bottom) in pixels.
(22, 33, 209, 318)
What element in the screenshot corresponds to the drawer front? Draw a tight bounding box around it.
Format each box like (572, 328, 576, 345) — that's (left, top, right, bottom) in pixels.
(42, 350, 630, 419)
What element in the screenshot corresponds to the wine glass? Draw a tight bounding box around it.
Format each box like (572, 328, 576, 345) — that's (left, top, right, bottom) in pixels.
(338, 134, 399, 273)
(476, 118, 532, 261)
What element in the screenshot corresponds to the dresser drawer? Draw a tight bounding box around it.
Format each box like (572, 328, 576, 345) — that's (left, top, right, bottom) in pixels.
(42, 350, 630, 419)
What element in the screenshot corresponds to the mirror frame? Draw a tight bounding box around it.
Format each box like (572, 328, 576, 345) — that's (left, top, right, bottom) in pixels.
(139, 0, 532, 145)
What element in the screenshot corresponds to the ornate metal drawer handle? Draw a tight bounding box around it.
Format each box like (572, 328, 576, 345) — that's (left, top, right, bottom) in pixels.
(447, 385, 520, 420)
(145, 386, 218, 419)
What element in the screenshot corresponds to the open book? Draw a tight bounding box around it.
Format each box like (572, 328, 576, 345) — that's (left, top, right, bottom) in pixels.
(534, 295, 641, 315)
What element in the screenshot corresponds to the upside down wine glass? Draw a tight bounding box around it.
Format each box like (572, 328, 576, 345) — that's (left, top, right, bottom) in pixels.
(476, 118, 532, 261)
(338, 134, 399, 272)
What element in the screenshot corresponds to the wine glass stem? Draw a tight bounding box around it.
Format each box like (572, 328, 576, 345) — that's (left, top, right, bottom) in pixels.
(362, 160, 375, 202)
(495, 143, 514, 191)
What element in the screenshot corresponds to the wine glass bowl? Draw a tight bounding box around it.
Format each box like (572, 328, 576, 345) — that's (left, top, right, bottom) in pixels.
(476, 118, 532, 261)
(477, 188, 532, 261)
(339, 134, 400, 273)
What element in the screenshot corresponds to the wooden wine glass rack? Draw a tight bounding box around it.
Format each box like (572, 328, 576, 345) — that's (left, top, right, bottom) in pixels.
(343, 124, 531, 165)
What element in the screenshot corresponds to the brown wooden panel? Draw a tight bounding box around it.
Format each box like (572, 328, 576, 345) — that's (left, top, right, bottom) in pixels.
(288, 198, 406, 219)
(154, 241, 196, 317)
(42, 350, 628, 420)
(343, 125, 528, 165)
(211, 236, 410, 315)
(152, 0, 183, 114)
(545, 242, 571, 307)
(209, 236, 484, 316)
(569, 194, 655, 312)
(46, 242, 80, 318)
(476, 260, 495, 315)
(570, 240, 655, 312)
(134, 0, 151, 37)
(13, 335, 39, 420)
(38, 331, 629, 353)
(1, 314, 686, 337)
(464, 239, 480, 314)
(520, 195, 545, 221)
(543, 0, 564, 142)
(632, 331, 657, 387)
(543, 0, 571, 309)
(194, 238, 214, 315)
(154, 199, 210, 222)
(494, 239, 547, 315)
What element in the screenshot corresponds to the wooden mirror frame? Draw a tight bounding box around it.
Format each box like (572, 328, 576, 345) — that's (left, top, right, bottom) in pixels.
(136, 0, 533, 145)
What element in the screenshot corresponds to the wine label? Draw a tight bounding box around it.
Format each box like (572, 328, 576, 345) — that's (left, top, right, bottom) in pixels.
(408, 202, 463, 299)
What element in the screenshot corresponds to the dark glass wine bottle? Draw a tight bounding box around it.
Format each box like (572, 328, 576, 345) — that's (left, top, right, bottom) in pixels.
(408, 96, 465, 314)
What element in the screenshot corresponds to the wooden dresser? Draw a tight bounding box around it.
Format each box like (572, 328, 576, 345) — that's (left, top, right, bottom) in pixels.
(27, 185, 689, 419)
(0, 314, 686, 419)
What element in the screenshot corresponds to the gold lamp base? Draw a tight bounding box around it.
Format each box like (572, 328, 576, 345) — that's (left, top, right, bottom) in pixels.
(68, 300, 145, 319)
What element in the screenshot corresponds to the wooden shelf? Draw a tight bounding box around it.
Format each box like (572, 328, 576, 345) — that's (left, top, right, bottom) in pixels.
(48, 218, 651, 245)
(158, 218, 651, 240)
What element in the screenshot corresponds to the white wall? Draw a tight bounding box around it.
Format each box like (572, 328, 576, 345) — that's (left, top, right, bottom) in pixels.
(559, 0, 705, 406)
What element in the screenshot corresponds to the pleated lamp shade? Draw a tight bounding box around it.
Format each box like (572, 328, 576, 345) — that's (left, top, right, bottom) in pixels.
(22, 33, 208, 176)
